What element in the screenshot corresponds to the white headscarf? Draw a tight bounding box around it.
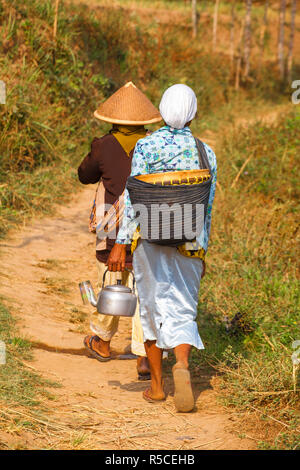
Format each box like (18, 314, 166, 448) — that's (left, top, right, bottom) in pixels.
(159, 84, 197, 130)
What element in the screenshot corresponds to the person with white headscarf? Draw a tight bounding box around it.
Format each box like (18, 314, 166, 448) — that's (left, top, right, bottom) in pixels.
(107, 84, 217, 412)
(159, 83, 198, 130)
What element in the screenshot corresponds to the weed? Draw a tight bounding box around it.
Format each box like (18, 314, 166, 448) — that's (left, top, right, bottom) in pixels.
(40, 276, 70, 295)
(35, 258, 63, 270)
(0, 301, 57, 424)
(193, 109, 300, 449)
(0, 0, 292, 236)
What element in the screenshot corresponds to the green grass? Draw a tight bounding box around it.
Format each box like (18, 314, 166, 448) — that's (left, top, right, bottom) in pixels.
(0, 301, 59, 447)
(193, 109, 300, 449)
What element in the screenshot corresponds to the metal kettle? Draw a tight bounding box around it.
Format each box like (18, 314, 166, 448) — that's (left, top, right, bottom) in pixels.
(79, 269, 137, 317)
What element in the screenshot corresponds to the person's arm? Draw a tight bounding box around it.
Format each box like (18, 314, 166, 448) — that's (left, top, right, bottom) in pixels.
(197, 144, 217, 252)
(78, 138, 102, 184)
(107, 141, 148, 271)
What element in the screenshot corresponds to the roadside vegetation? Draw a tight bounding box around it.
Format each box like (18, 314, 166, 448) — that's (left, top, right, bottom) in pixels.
(0, 0, 292, 235)
(194, 109, 300, 449)
(0, 301, 59, 449)
(0, 0, 299, 449)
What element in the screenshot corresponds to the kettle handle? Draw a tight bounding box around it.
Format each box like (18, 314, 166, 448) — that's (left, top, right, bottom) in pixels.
(102, 268, 136, 293)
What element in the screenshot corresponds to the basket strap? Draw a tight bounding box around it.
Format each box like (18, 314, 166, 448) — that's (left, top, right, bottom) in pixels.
(194, 137, 211, 173)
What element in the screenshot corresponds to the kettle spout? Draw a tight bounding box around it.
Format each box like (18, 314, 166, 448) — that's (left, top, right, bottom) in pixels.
(88, 286, 98, 307)
(79, 281, 97, 307)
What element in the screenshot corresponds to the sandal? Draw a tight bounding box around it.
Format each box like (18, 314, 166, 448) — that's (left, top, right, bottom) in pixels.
(172, 365, 194, 412)
(83, 335, 111, 362)
(142, 381, 165, 403)
(138, 372, 151, 381)
(137, 357, 151, 381)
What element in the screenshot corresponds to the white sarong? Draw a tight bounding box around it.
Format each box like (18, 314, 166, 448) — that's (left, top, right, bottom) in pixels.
(132, 239, 205, 350)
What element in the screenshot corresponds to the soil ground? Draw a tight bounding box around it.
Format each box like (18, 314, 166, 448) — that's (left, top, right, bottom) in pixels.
(0, 185, 256, 450)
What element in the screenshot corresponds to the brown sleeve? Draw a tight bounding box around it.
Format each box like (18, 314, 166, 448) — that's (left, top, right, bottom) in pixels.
(78, 138, 103, 184)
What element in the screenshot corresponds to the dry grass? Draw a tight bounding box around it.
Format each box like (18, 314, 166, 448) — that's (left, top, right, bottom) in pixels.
(34, 259, 65, 270)
(0, 399, 214, 450)
(192, 108, 300, 449)
(40, 277, 70, 296)
(1, 0, 299, 451)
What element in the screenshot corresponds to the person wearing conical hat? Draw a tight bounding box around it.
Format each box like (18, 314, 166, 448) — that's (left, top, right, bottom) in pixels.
(78, 82, 161, 379)
(108, 84, 217, 412)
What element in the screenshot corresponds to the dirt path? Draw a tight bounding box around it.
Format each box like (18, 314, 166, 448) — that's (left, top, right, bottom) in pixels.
(0, 184, 257, 450)
(0, 98, 290, 450)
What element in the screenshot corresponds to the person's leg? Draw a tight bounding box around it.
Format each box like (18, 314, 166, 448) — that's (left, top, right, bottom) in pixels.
(137, 356, 150, 375)
(131, 295, 150, 377)
(85, 261, 121, 358)
(172, 344, 194, 412)
(143, 340, 165, 400)
(173, 343, 191, 369)
(86, 313, 119, 358)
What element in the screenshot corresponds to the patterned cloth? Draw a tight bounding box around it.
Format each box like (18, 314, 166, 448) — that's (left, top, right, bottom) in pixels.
(116, 125, 217, 255)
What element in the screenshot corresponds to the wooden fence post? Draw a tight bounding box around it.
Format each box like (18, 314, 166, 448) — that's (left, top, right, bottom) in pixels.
(258, 0, 269, 76)
(286, 0, 297, 83)
(192, 0, 197, 38)
(53, 0, 60, 65)
(212, 0, 220, 51)
(243, 0, 252, 79)
(230, 3, 236, 69)
(278, 0, 286, 81)
(235, 19, 245, 90)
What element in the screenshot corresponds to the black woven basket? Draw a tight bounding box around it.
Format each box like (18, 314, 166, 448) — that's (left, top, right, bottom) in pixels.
(126, 138, 212, 247)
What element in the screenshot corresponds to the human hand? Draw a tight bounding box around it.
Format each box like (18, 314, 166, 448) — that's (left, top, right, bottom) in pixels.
(107, 244, 126, 272)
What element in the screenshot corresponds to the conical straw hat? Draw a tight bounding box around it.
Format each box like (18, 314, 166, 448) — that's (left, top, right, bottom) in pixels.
(94, 82, 162, 125)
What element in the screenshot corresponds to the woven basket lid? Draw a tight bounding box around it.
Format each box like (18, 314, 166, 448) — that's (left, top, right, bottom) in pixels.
(94, 82, 162, 125)
(135, 169, 210, 185)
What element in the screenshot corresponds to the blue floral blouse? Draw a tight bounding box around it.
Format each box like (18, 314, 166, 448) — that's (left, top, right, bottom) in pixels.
(116, 126, 217, 253)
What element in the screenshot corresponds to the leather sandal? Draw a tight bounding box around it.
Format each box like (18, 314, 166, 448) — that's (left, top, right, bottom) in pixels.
(138, 372, 151, 381)
(83, 335, 111, 362)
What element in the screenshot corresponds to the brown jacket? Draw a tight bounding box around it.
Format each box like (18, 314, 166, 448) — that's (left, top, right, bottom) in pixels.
(78, 134, 134, 265)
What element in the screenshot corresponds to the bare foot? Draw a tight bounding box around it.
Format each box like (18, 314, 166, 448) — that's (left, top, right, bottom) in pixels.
(146, 377, 165, 399)
(143, 384, 165, 402)
(84, 335, 111, 358)
(172, 360, 189, 371)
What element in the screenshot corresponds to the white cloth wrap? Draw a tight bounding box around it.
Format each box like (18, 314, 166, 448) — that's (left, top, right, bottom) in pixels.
(133, 240, 205, 350)
(159, 84, 197, 130)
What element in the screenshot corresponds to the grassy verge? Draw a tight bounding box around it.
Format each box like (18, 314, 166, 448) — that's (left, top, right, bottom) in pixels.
(0, 301, 95, 449)
(0, 301, 59, 449)
(193, 108, 300, 449)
